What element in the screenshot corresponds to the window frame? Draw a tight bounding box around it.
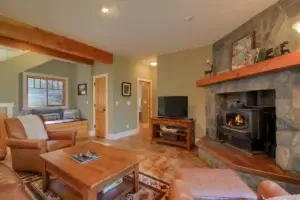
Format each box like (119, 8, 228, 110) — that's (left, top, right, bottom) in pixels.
(23, 72, 68, 108)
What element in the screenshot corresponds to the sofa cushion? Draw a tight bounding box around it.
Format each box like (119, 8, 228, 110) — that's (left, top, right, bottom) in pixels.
(31, 108, 63, 120)
(42, 113, 61, 121)
(175, 168, 257, 200)
(47, 140, 73, 152)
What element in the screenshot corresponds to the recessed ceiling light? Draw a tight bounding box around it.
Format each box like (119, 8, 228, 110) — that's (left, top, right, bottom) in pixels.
(292, 21, 300, 34)
(149, 61, 158, 67)
(101, 7, 110, 13)
(184, 16, 194, 22)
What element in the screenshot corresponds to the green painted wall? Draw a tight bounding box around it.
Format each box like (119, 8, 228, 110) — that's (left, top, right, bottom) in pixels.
(91, 55, 156, 134)
(76, 63, 93, 130)
(26, 59, 78, 108)
(0, 51, 156, 135)
(0, 52, 52, 115)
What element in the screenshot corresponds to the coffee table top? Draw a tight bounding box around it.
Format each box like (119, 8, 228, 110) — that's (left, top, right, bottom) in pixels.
(40, 141, 138, 188)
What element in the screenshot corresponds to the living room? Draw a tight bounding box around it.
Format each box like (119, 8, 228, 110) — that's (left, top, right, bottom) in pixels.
(1, 0, 300, 199)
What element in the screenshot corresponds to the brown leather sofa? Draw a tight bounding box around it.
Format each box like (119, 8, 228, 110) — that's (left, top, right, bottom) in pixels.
(0, 150, 31, 200)
(257, 180, 290, 199)
(4, 115, 77, 174)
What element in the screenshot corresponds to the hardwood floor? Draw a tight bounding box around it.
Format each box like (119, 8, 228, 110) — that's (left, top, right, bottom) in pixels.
(91, 126, 209, 182)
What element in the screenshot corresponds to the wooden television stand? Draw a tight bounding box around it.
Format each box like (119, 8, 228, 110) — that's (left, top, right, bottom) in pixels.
(151, 117, 195, 151)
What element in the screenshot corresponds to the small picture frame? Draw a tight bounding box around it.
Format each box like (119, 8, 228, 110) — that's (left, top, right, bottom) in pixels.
(78, 84, 87, 96)
(122, 82, 131, 97)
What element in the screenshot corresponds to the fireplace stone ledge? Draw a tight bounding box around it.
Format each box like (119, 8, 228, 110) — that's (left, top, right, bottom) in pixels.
(197, 136, 300, 194)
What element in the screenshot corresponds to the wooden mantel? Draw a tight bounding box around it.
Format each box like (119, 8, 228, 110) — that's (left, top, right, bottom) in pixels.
(196, 51, 300, 87)
(0, 15, 113, 64)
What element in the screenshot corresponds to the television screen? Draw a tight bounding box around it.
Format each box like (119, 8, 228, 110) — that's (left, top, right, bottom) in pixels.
(158, 96, 188, 118)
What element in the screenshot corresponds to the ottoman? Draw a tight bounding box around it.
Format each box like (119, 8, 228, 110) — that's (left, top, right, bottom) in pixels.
(169, 168, 257, 200)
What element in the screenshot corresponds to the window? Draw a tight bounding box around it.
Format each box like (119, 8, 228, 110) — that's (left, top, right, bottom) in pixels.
(26, 75, 66, 107)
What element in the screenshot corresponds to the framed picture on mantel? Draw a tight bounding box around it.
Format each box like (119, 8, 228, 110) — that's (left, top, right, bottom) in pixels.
(231, 32, 255, 70)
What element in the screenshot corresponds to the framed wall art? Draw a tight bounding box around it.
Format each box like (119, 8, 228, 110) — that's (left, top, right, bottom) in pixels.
(122, 82, 131, 97)
(78, 83, 87, 95)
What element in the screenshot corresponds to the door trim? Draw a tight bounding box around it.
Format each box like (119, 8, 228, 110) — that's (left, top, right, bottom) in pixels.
(93, 74, 108, 137)
(137, 78, 152, 130)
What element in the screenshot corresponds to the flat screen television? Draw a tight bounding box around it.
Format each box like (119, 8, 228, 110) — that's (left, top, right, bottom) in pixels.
(158, 96, 188, 118)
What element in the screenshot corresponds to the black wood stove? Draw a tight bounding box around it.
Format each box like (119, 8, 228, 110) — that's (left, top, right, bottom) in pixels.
(218, 106, 276, 157)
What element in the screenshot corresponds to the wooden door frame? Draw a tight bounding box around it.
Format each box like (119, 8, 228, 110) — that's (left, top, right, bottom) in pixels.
(93, 74, 108, 137)
(137, 78, 152, 129)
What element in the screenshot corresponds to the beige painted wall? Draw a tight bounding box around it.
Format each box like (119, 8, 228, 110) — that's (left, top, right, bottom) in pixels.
(0, 52, 53, 115)
(157, 45, 212, 138)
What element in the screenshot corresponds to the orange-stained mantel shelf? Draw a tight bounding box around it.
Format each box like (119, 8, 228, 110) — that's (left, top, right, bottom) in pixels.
(196, 51, 300, 87)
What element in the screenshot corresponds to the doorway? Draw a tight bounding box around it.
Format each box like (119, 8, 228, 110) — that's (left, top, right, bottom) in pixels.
(93, 74, 108, 138)
(137, 79, 152, 129)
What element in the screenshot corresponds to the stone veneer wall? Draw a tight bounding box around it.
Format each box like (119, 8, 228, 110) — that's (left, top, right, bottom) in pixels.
(205, 69, 300, 172)
(213, 0, 300, 74)
(198, 148, 300, 194)
(207, 0, 300, 173)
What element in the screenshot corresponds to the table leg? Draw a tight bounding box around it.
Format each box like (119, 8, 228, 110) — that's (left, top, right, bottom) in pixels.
(83, 188, 97, 200)
(133, 163, 139, 193)
(43, 170, 49, 192)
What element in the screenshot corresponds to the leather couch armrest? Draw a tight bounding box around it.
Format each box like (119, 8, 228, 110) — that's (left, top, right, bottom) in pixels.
(47, 130, 77, 144)
(0, 149, 6, 161)
(257, 180, 290, 200)
(169, 179, 194, 200)
(7, 138, 47, 150)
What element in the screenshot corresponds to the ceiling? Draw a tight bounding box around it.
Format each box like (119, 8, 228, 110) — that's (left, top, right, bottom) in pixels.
(0, 0, 278, 60)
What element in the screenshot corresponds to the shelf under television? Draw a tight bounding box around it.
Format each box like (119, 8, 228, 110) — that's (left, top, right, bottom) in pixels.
(155, 130, 187, 137)
(153, 137, 187, 147)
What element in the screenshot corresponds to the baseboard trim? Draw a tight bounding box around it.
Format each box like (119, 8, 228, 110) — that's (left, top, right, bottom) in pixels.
(106, 128, 138, 140)
(89, 130, 95, 137)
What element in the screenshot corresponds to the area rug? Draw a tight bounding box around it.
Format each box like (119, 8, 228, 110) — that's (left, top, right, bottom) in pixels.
(18, 171, 169, 200)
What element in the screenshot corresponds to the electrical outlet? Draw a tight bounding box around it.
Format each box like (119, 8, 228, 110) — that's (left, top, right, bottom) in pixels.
(126, 124, 129, 129)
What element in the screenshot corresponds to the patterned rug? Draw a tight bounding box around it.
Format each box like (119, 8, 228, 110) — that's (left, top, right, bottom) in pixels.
(18, 172, 169, 200)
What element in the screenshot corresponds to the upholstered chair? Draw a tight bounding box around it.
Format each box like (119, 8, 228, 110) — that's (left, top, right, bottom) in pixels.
(4, 115, 77, 174)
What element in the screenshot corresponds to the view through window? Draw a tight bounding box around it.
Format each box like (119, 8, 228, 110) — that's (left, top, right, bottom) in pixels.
(27, 75, 65, 107)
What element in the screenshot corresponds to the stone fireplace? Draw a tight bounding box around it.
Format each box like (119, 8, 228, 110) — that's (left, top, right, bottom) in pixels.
(205, 69, 300, 173)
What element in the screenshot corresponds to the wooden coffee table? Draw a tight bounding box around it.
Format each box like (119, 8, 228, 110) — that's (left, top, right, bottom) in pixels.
(40, 141, 139, 200)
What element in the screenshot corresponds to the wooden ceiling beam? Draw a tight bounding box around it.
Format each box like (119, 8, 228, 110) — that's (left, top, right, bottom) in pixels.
(0, 35, 94, 65)
(0, 15, 113, 64)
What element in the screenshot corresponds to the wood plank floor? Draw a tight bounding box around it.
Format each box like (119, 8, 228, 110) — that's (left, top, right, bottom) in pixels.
(90, 126, 209, 182)
(197, 136, 300, 184)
